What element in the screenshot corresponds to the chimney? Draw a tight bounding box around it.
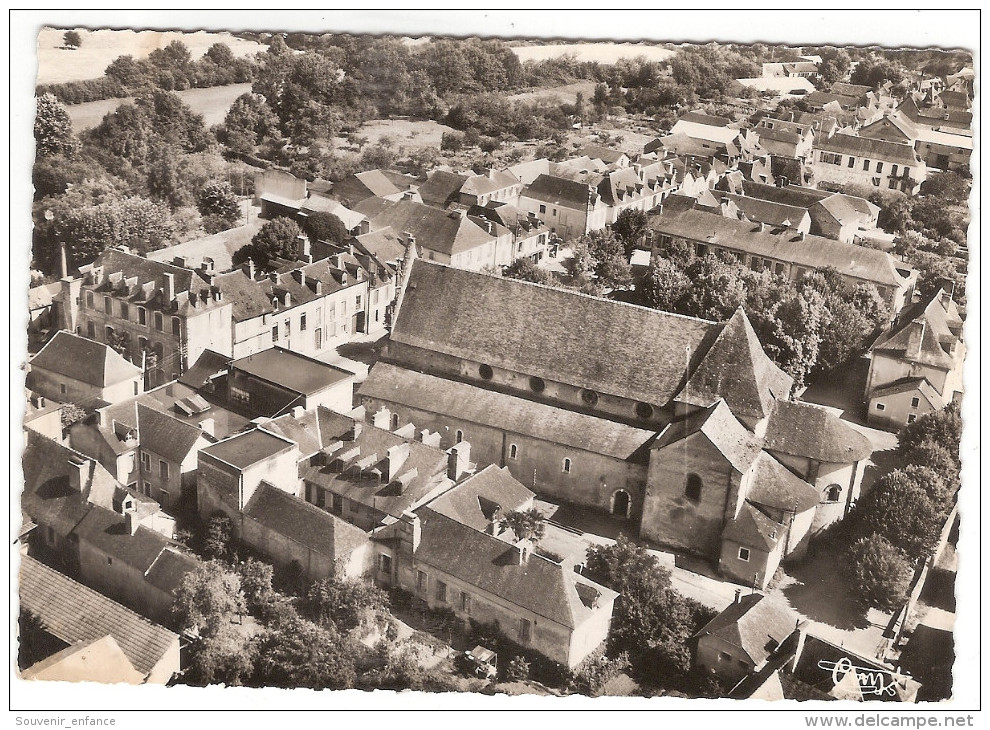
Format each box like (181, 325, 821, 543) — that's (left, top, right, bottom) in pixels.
(67, 456, 89, 493)
(513, 540, 530, 565)
(198, 417, 215, 436)
(798, 230, 806, 240)
(447, 441, 471, 481)
(939, 279, 955, 310)
(359, 218, 371, 235)
(247, 258, 256, 281)
(172, 256, 187, 268)
(372, 406, 392, 430)
(201, 257, 215, 274)
(487, 167, 496, 180)
(419, 429, 441, 448)
(60, 242, 69, 280)
(294, 269, 306, 287)
(124, 508, 140, 536)
(758, 222, 766, 233)
(161, 272, 175, 303)
(347, 421, 363, 441)
(485, 220, 493, 234)
(384, 443, 410, 482)
(402, 190, 415, 201)
(292, 405, 305, 419)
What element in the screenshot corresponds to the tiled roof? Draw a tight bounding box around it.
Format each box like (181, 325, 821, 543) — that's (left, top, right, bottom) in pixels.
(747, 452, 820, 513)
(764, 401, 873, 464)
(144, 547, 199, 596)
(303, 409, 452, 518)
(653, 400, 763, 474)
(390, 260, 717, 406)
(361, 363, 658, 461)
(814, 133, 921, 165)
(201, 428, 295, 470)
(722, 502, 784, 551)
(650, 208, 907, 288)
(898, 97, 972, 129)
(137, 403, 205, 465)
(31, 331, 140, 388)
(740, 181, 831, 207)
(414, 507, 617, 629)
(146, 224, 260, 273)
(427, 465, 534, 532)
(694, 593, 796, 666)
(675, 308, 794, 423)
(523, 174, 596, 210)
(232, 347, 354, 395)
(831, 83, 872, 97)
(757, 127, 803, 145)
(461, 169, 519, 197)
(243, 482, 368, 558)
(356, 226, 409, 266)
(575, 145, 629, 164)
(261, 409, 325, 457)
(813, 194, 879, 226)
(19, 557, 179, 677)
(418, 170, 469, 208)
(354, 198, 494, 256)
(869, 376, 945, 409)
(71, 509, 177, 573)
(719, 194, 810, 230)
(507, 158, 551, 186)
(669, 119, 742, 146)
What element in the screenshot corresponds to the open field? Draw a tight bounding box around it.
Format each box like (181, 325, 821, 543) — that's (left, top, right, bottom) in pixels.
(37, 27, 265, 85)
(506, 80, 596, 106)
(65, 82, 253, 132)
(510, 42, 677, 65)
(345, 118, 457, 151)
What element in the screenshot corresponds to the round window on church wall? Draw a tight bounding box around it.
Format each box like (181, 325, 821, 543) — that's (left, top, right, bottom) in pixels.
(581, 389, 599, 406)
(479, 364, 494, 380)
(635, 402, 654, 419)
(529, 376, 546, 393)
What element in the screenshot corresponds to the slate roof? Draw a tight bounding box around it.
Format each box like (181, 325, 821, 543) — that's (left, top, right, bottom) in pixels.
(523, 174, 596, 210)
(740, 181, 831, 207)
(390, 260, 717, 406)
(232, 347, 354, 395)
(354, 198, 495, 256)
(937, 90, 971, 110)
(355, 227, 409, 265)
(136, 403, 205, 465)
(757, 127, 803, 146)
(461, 169, 519, 197)
(31, 331, 141, 388)
(695, 593, 796, 666)
(814, 133, 922, 166)
(830, 83, 872, 98)
(261, 409, 326, 457)
(722, 502, 784, 550)
(303, 409, 452, 518)
(675, 308, 793, 423)
(764, 401, 873, 464)
(146, 224, 259, 274)
(19, 557, 179, 678)
(898, 97, 972, 129)
(361, 364, 658, 461)
(747, 452, 820, 513)
(243, 482, 368, 558)
(427, 465, 534, 532)
(871, 293, 961, 369)
(413, 507, 617, 629)
(718, 194, 810, 230)
(201, 428, 296, 470)
(653, 400, 763, 474)
(71, 509, 177, 573)
(650, 208, 907, 288)
(575, 145, 629, 164)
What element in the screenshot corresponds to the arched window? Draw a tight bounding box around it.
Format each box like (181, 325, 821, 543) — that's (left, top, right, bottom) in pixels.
(562, 458, 572, 474)
(685, 473, 702, 503)
(455, 429, 464, 444)
(825, 485, 842, 503)
(509, 444, 518, 460)
(390, 413, 399, 430)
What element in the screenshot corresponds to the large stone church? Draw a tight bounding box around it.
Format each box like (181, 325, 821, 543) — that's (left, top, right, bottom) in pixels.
(359, 260, 873, 587)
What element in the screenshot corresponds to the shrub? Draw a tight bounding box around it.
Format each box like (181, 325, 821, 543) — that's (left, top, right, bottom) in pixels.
(506, 656, 531, 682)
(846, 534, 912, 612)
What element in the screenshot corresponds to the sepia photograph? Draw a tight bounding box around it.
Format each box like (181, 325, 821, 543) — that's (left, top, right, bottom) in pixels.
(10, 8, 980, 722)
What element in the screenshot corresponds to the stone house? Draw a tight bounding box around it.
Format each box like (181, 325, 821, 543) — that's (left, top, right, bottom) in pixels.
(28, 331, 143, 407)
(135, 403, 213, 513)
(810, 133, 928, 195)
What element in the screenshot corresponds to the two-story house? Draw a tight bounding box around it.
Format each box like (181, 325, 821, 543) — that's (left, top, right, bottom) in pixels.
(810, 133, 928, 195)
(28, 331, 143, 408)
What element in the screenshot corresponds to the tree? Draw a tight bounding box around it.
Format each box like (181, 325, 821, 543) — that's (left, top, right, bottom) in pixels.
(857, 468, 946, 560)
(441, 130, 465, 152)
(613, 209, 649, 257)
(920, 171, 970, 205)
(897, 403, 962, 465)
(638, 256, 690, 312)
(34, 94, 77, 158)
(59, 196, 176, 268)
(202, 512, 235, 561)
(846, 535, 912, 612)
(171, 561, 246, 638)
(253, 614, 357, 690)
(816, 48, 851, 88)
(60, 403, 86, 429)
(360, 140, 398, 170)
(236, 217, 302, 271)
(221, 93, 281, 154)
(304, 574, 389, 633)
(503, 256, 554, 286)
(205, 42, 235, 68)
(63, 30, 82, 49)
(502, 508, 546, 545)
(585, 536, 716, 684)
(197, 180, 241, 233)
(183, 623, 257, 687)
(302, 211, 348, 245)
(238, 559, 276, 613)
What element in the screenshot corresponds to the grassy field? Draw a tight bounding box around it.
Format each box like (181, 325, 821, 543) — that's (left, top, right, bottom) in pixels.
(37, 27, 265, 85)
(65, 82, 253, 132)
(506, 80, 597, 106)
(344, 118, 457, 152)
(510, 42, 677, 65)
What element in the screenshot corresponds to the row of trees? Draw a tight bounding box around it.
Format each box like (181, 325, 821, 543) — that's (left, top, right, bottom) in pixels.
(37, 40, 255, 104)
(828, 404, 961, 611)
